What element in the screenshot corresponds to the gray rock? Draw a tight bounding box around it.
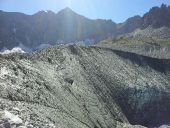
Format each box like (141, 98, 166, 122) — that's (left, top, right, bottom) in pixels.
(0, 45, 170, 127)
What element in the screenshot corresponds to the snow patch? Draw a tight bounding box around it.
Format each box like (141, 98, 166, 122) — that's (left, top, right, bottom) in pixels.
(43, 10, 50, 13)
(0, 47, 25, 54)
(0, 43, 32, 54)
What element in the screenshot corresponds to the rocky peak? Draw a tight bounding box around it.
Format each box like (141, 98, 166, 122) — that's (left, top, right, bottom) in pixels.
(142, 4, 170, 28)
(117, 15, 143, 34)
(57, 7, 77, 16)
(33, 10, 56, 17)
(126, 15, 142, 23)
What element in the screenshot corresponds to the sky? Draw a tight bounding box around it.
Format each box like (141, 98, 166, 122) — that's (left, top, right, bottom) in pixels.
(0, 0, 170, 23)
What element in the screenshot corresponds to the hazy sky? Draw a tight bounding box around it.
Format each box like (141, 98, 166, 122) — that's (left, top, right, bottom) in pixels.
(0, 0, 170, 23)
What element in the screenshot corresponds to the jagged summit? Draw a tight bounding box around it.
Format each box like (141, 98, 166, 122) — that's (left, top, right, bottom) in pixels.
(0, 4, 170, 51)
(33, 10, 56, 16)
(142, 3, 170, 28)
(62, 7, 74, 12)
(57, 7, 78, 16)
(33, 7, 76, 16)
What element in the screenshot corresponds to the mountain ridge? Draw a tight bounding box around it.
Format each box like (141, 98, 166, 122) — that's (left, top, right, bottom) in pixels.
(0, 4, 170, 51)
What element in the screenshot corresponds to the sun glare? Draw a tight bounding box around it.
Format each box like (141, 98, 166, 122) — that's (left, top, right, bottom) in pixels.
(64, 0, 72, 7)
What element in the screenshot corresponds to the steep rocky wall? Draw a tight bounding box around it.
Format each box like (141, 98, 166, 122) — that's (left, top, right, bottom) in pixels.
(0, 45, 170, 128)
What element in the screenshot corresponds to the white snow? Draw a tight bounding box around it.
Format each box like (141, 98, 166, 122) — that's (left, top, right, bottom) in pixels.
(43, 10, 50, 13)
(0, 43, 51, 54)
(0, 43, 33, 54)
(0, 47, 25, 54)
(159, 125, 170, 128)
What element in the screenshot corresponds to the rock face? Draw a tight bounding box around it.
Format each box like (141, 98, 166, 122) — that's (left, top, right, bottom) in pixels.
(117, 4, 170, 35)
(1, 4, 170, 51)
(142, 4, 170, 28)
(117, 16, 143, 34)
(0, 45, 170, 128)
(0, 8, 117, 50)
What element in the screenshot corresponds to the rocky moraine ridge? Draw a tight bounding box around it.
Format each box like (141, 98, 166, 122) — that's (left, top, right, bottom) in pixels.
(0, 45, 170, 128)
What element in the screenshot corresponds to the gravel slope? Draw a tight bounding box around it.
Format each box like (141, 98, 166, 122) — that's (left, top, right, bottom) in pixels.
(0, 45, 170, 128)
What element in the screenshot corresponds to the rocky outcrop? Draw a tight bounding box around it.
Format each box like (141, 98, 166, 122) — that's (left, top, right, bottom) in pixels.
(142, 4, 170, 28)
(0, 45, 170, 128)
(117, 16, 143, 34)
(117, 4, 170, 37)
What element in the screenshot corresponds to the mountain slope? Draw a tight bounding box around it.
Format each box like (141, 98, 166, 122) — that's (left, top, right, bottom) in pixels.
(0, 45, 170, 128)
(0, 4, 170, 51)
(118, 4, 170, 33)
(142, 4, 170, 28)
(0, 8, 117, 50)
(97, 26, 170, 59)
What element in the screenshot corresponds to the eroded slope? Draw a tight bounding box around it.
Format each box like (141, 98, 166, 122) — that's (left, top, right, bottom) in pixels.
(0, 45, 170, 128)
